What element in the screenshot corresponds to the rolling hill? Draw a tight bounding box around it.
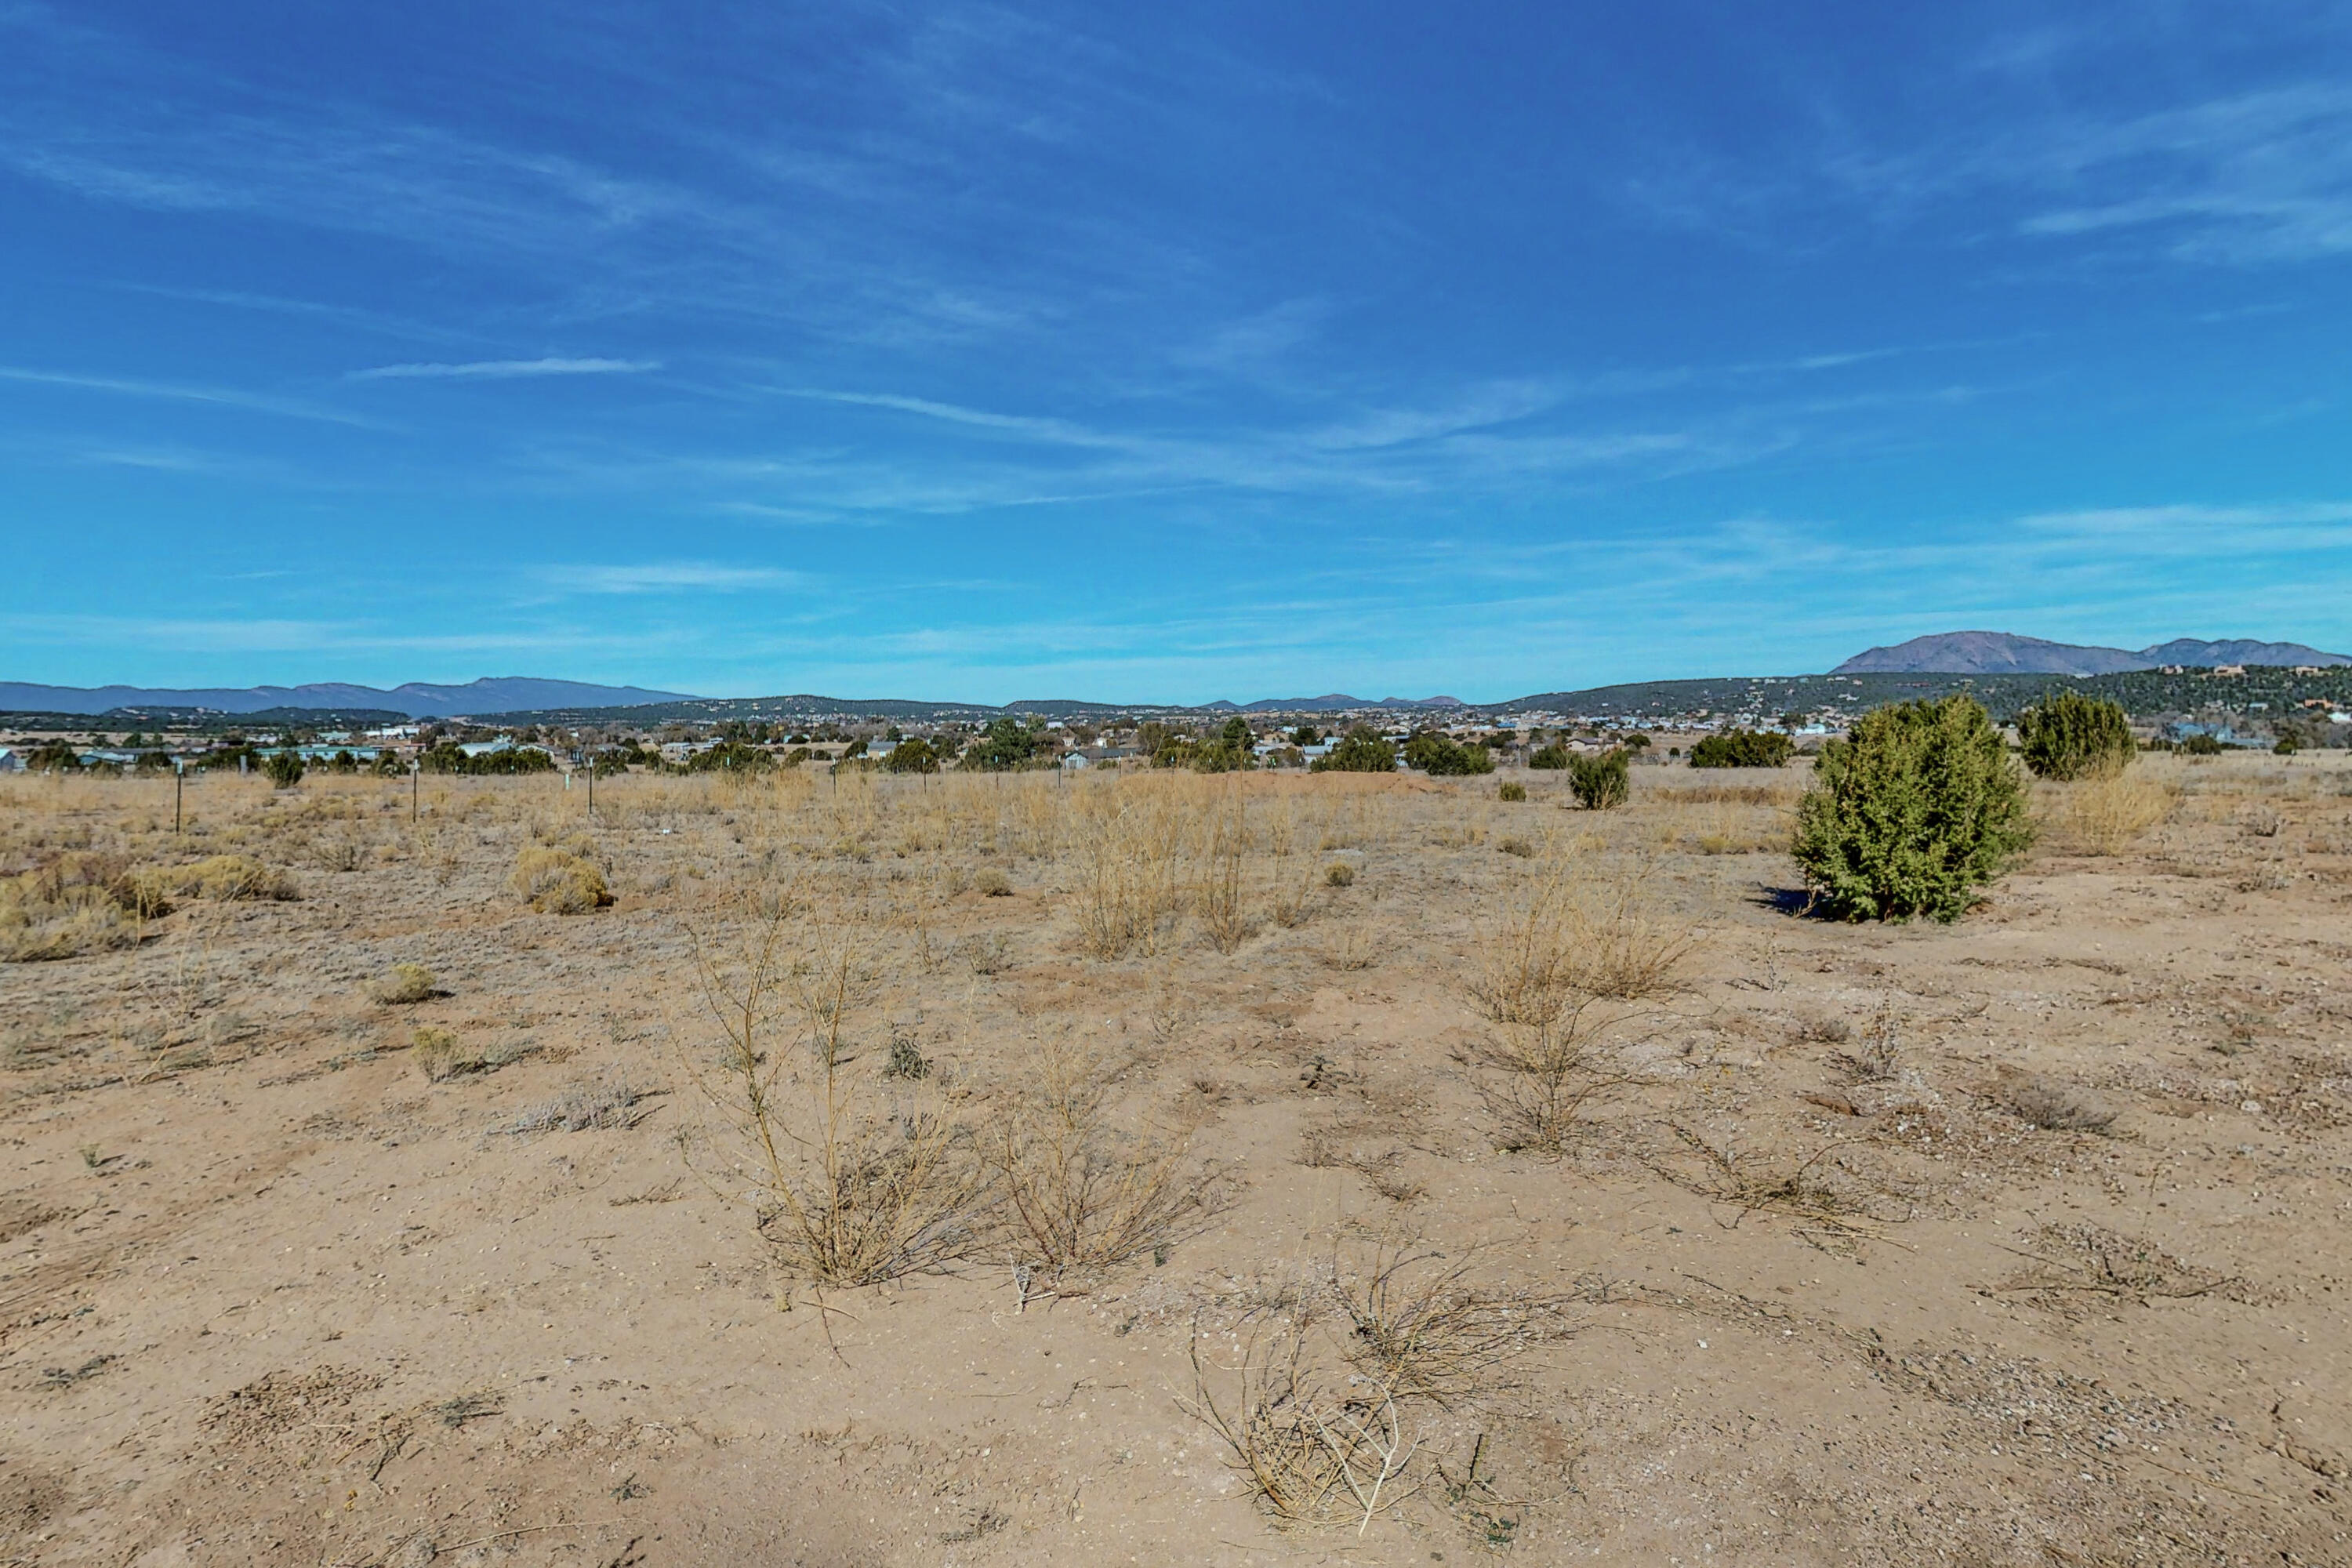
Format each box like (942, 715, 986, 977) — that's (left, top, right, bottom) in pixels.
(1831, 632, 2350, 676)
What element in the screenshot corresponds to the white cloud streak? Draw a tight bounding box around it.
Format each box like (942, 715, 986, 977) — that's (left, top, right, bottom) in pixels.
(539, 561, 805, 593)
(350, 357, 659, 381)
(0, 365, 383, 427)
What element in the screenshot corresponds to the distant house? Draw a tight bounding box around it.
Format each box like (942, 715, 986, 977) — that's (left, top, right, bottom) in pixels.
(1062, 746, 1135, 770)
(0, 748, 20, 773)
(2161, 721, 2239, 744)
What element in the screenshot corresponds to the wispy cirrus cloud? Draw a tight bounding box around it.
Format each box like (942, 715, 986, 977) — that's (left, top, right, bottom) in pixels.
(776, 387, 1123, 447)
(350, 357, 659, 381)
(0, 365, 382, 427)
(539, 561, 804, 594)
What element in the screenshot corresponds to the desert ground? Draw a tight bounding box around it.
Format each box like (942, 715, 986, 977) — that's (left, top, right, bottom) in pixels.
(3, 756, 2349, 1566)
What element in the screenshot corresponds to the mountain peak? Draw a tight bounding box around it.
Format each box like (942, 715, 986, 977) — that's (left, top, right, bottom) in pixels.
(1831, 631, 2350, 676)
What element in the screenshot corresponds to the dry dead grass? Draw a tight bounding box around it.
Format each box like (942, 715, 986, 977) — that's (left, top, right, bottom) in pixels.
(510, 843, 611, 913)
(1196, 803, 1254, 954)
(681, 908, 983, 1292)
(506, 1070, 658, 1133)
(1660, 1125, 1912, 1246)
(0, 854, 147, 961)
(1995, 1072, 2117, 1133)
(1184, 1232, 1587, 1533)
(986, 1035, 1213, 1290)
(410, 1025, 531, 1082)
(1993, 1222, 2241, 1307)
(1327, 1236, 1587, 1407)
(2, 850, 297, 960)
(2040, 768, 2181, 855)
(1185, 1315, 1403, 1530)
(1467, 854, 1696, 1024)
(10, 753, 2351, 1561)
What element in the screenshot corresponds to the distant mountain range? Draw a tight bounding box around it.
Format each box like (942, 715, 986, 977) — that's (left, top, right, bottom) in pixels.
(1214, 694, 1464, 713)
(9, 641, 2344, 723)
(0, 680, 1479, 720)
(1831, 633, 2352, 677)
(0, 677, 695, 718)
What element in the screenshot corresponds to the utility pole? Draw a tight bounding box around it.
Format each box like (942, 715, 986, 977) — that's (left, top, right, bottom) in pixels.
(412, 757, 420, 823)
(586, 756, 594, 819)
(174, 757, 184, 834)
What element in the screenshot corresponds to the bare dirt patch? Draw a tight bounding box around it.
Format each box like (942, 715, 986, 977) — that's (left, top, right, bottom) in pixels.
(2, 757, 2350, 1563)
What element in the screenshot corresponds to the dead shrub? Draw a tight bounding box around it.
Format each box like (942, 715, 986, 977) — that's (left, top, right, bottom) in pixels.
(1184, 1235, 1581, 1533)
(1184, 1313, 1421, 1534)
(0, 854, 146, 961)
(1324, 862, 1356, 888)
(1993, 1222, 2241, 1307)
(510, 846, 611, 913)
(1998, 1073, 2116, 1134)
(138, 854, 299, 905)
(368, 963, 437, 1005)
(973, 867, 1014, 898)
(958, 931, 1012, 975)
(1465, 858, 1693, 1029)
(1268, 866, 1317, 929)
(508, 1072, 657, 1133)
(681, 911, 984, 1290)
(410, 1026, 529, 1082)
(1197, 805, 1254, 953)
(158, 860, 296, 907)
(1068, 780, 1193, 958)
(1465, 999, 1628, 1153)
(1328, 1237, 1586, 1408)
(1659, 1126, 1906, 1243)
(1824, 1007, 1901, 1083)
(985, 1036, 1214, 1290)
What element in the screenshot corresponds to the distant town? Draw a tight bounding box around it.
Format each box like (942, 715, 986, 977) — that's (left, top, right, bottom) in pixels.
(5, 661, 2349, 776)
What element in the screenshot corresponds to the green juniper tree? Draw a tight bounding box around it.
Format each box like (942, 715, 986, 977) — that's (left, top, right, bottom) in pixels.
(1792, 695, 2032, 922)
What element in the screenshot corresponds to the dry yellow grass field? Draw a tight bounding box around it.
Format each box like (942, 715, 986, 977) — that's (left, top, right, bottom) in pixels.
(3, 753, 2350, 1564)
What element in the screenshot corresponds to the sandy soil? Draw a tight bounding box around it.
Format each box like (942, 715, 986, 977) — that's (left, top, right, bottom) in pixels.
(4, 756, 2349, 1566)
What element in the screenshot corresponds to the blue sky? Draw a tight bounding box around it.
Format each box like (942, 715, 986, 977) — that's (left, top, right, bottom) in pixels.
(5, 1, 2352, 704)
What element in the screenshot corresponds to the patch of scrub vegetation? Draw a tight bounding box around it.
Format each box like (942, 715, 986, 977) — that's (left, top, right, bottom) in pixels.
(2016, 691, 2136, 781)
(1689, 729, 1795, 768)
(510, 844, 612, 913)
(1792, 695, 2032, 921)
